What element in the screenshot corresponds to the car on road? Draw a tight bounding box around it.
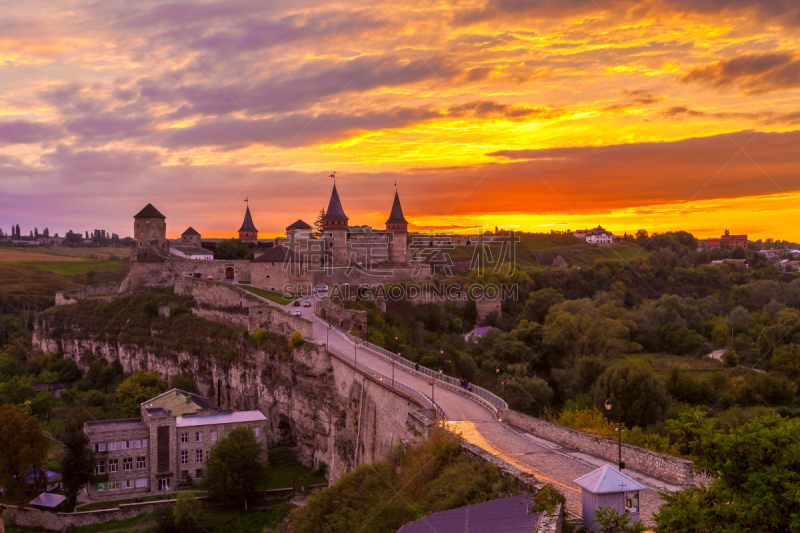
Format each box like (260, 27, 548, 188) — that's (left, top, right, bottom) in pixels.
(293, 300, 301, 306)
(293, 310, 301, 316)
(203, 276, 214, 280)
(314, 284, 328, 293)
(303, 301, 311, 307)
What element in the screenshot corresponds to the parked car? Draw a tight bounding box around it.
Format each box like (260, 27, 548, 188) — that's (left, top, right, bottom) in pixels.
(293, 300, 301, 307)
(293, 310, 301, 316)
(203, 276, 214, 280)
(303, 301, 311, 307)
(314, 284, 328, 292)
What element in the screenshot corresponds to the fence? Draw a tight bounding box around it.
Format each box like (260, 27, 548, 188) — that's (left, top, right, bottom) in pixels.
(353, 337, 508, 412)
(326, 344, 447, 419)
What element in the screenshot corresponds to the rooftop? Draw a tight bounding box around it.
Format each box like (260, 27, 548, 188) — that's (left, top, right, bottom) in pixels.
(573, 464, 646, 494)
(134, 203, 166, 219)
(182, 226, 200, 236)
(143, 388, 219, 411)
(30, 493, 67, 508)
(287, 219, 313, 230)
(252, 244, 310, 263)
(144, 407, 169, 418)
(396, 495, 541, 533)
(85, 418, 148, 433)
(171, 245, 213, 255)
(385, 191, 408, 225)
(238, 205, 258, 233)
(322, 184, 348, 221)
(176, 410, 266, 427)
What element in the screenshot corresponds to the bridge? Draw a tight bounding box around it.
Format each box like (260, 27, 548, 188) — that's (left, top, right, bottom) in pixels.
(236, 288, 687, 524)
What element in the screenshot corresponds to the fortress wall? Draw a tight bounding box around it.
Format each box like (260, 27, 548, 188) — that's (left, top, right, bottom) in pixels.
(315, 300, 368, 337)
(120, 260, 251, 294)
(503, 409, 695, 486)
(55, 284, 120, 305)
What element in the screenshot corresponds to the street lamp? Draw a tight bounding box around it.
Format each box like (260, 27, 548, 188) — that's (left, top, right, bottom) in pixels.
(327, 324, 331, 347)
(605, 398, 625, 470)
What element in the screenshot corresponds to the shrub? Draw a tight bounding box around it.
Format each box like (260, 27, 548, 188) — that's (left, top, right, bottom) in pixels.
(289, 331, 304, 349)
(530, 484, 565, 513)
(722, 351, 739, 367)
(173, 492, 200, 533)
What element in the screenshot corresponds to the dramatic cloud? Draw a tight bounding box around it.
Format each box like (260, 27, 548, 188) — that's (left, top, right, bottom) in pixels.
(2, 0, 800, 240)
(681, 52, 800, 94)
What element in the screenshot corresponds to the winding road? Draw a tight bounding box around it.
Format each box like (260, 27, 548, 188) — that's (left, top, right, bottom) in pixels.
(253, 289, 682, 524)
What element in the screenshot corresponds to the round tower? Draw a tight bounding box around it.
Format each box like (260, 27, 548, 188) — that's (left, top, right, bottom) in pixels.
(322, 183, 349, 265)
(385, 190, 409, 263)
(131, 203, 169, 260)
(181, 227, 201, 246)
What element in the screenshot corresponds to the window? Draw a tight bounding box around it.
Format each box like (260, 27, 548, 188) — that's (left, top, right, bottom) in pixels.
(181, 433, 188, 443)
(143, 438, 148, 448)
(137, 456, 146, 469)
(95, 460, 105, 474)
(196, 469, 203, 478)
(196, 432, 203, 443)
(123, 458, 133, 471)
(254, 427, 260, 437)
(181, 470, 189, 480)
(135, 478, 147, 488)
(210, 431, 217, 442)
(125, 480, 134, 489)
(195, 450, 203, 463)
(108, 459, 119, 472)
(108, 442, 119, 451)
(94, 443, 106, 452)
(123, 441, 131, 449)
(626, 492, 640, 513)
(181, 450, 188, 465)
(109, 482, 120, 490)
(158, 478, 170, 491)
(97, 483, 105, 492)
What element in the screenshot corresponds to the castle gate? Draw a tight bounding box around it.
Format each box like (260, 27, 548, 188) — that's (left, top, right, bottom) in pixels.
(225, 266, 234, 279)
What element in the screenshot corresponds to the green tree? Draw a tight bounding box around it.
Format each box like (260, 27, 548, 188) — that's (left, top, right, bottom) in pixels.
(1, 375, 33, 404)
(289, 331, 304, 348)
(0, 405, 49, 502)
(313, 207, 326, 238)
(655, 414, 800, 532)
(594, 506, 646, 533)
(771, 343, 800, 379)
(170, 372, 198, 394)
(115, 370, 167, 417)
(60, 414, 94, 511)
(503, 367, 553, 414)
(31, 391, 56, 422)
(214, 238, 251, 260)
(520, 288, 564, 324)
(173, 492, 200, 533)
(593, 361, 670, 428)
(544, 311, 629, 364)
(203, 426, 268, 509)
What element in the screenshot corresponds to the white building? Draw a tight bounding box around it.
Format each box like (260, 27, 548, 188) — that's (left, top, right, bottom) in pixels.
(170, 245, 214, 260)
(584, 226, 613, 245)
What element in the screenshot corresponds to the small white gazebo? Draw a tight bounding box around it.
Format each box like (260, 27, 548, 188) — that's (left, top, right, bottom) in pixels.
(574, 465, 646, 533)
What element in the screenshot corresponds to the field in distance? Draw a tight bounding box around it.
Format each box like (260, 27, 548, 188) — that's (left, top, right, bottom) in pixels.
(0, 246, 126, 261)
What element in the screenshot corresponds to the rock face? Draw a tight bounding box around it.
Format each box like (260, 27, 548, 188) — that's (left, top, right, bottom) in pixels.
(34, 317, 427, 482)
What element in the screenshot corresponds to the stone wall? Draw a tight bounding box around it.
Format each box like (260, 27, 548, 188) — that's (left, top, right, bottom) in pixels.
(6, 489, 294, 531)
(503, 410, 696, 486)
(315, 300, 368, 337)
(55, 284, 120, 305)
(119, 260, 251, 294)
(458, 440, 543, 494)
(179, 277, 313, 339)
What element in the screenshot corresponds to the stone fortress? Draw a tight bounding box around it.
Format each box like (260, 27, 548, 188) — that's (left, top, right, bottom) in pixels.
(121, 183, 431, 296)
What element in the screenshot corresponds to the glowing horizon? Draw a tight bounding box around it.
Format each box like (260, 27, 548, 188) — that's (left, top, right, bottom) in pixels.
(2, 0, 800, 241)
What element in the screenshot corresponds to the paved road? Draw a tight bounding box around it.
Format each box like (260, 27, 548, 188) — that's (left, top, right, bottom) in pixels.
(254, 290, 679, 523)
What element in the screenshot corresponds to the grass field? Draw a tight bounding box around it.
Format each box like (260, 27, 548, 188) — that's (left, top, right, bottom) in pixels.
(238, 284, 296, 305)
(0, 245, 127, 260)
(76, 492, 208, 512)
(0, 250, 84, 262)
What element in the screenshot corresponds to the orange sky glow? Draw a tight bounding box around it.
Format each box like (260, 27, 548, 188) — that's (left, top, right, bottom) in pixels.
(1, 0, 799, 241)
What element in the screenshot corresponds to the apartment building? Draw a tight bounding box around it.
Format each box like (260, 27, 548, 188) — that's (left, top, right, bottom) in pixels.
(84, 389, 267, 500)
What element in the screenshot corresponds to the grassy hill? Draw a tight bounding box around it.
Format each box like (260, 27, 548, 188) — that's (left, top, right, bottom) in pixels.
(443, 233, 643, 269)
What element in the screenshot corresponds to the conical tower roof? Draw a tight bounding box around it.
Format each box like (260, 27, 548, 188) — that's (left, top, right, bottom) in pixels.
(238, 205, 258, 232)
(322, 184, 348, 221)
(385, 191, 408, 225)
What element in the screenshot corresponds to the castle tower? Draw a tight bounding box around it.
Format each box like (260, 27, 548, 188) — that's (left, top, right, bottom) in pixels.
(238, 204, 259, 242)
(322, 184, 349, 265)
(181, 227, 201, 246)
(385, 190, 409, 263)
(131, 203, 169, 260)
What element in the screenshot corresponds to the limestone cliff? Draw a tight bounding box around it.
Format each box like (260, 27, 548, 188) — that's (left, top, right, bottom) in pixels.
(34, 308, 427, 482)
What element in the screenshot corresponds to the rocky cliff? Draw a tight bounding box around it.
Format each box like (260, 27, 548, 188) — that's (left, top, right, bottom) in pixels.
(34, 304, 428, 482)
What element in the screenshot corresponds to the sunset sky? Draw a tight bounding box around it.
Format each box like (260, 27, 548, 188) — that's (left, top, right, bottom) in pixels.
(1, 0, 800, 240)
